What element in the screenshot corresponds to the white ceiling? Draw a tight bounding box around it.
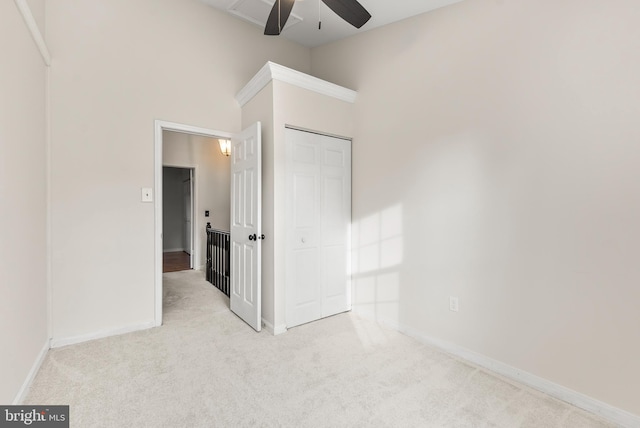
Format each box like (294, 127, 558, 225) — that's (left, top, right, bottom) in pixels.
(200, 0, 464, 48)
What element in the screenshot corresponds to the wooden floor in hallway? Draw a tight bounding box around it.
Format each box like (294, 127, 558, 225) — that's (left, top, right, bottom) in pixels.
(163, 251, 191, 273)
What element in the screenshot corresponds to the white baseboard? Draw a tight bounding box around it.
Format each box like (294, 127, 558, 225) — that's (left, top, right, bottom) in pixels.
(13, 339, 50, 404)
(261, 318, 287, 336)
(261, 318, 274, 334)
(163, 248, 185, 253)
(50, 321, 156, 348)
(375, 318, 640, 428)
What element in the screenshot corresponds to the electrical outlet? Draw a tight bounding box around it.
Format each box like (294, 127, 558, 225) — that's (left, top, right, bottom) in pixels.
(449, 296, 459, 312)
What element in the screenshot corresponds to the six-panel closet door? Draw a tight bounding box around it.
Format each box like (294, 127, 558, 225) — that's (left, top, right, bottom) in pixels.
(285, 127, 352, 329)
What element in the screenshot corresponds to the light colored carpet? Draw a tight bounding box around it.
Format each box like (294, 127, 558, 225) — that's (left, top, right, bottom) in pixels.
(25, 270, 614, 427)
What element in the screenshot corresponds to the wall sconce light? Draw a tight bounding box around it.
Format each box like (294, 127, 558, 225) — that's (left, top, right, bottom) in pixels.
(218, 139, 231, 157)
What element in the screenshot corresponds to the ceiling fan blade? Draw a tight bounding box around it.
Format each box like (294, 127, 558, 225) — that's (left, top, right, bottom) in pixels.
(321, 0, 371, 29)
(264, 0, 296, 35)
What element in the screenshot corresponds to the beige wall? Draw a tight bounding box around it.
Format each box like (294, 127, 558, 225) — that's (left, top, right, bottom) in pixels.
(46, 0, 310, 341)
(0, 0, 48, 403)
(311, 0, 640, 415)
(26, 0, 45, 36)
(163, 131, 230, 268)
(7, 0, 636, 417)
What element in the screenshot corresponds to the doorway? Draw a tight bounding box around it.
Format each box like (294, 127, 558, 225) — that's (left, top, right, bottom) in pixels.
(154, 121, 233, 327)
(162, 166, 193, 273)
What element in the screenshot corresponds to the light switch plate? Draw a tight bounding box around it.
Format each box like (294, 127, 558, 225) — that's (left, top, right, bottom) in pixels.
(141, 188, 153, 202)
(449, 296, 459, 312)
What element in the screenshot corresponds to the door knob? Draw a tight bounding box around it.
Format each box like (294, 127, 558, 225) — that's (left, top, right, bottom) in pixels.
(249, 234, 256, 241)
(258, 234, 265, 240)
(301, 237, 306, 243)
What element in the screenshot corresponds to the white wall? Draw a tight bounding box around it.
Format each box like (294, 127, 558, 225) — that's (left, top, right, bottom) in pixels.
(162, 167, 188, 252)
(0, 0, 49, 403)
(311, 0, 640, 416)
(163, 130, 230, 269)
(46, 0, 311, 341)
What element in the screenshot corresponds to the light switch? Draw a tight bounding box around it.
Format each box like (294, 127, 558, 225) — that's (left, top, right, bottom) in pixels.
(141, 188, 153, 202)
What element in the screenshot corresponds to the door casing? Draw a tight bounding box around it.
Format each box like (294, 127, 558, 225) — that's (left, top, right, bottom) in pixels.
(182, 170, 193, 264)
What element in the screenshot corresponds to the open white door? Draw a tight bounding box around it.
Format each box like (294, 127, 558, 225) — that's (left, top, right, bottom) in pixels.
(230, 122, 262, 332)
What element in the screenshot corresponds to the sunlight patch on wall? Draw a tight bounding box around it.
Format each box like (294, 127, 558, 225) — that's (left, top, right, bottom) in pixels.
(350, 204, 404, 332)
(351, 204, 404, 275)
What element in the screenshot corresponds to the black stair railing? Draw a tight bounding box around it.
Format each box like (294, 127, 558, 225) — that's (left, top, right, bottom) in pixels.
(206, 223, 230, 297)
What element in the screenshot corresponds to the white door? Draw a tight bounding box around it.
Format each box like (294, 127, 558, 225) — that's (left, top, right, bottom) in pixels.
(230, 122, 262, 332)
(286, 128, 351, 328)
(286, 131, 322, 325)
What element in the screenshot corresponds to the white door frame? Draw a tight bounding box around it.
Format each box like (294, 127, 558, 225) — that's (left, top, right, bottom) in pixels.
(187, 168, 194, 267)
(154, 120, 233, 327)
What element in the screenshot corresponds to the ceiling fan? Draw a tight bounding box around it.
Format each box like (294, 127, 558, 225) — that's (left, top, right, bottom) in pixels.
(265, 0, 371, 35)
